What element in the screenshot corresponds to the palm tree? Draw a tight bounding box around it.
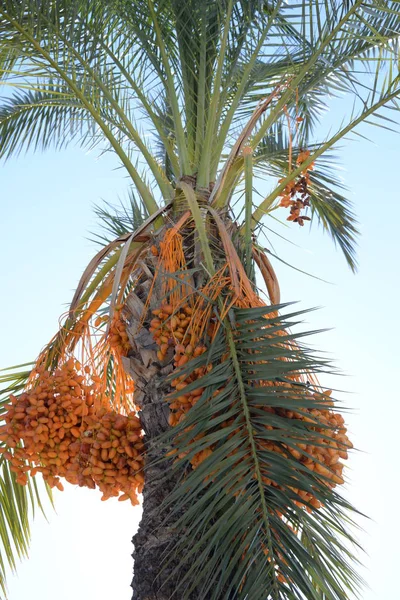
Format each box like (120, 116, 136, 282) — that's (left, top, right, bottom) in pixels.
(1, 1, 399, 598)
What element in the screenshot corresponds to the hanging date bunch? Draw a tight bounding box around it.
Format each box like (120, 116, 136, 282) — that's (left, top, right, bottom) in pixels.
(0, 327, 143, 504)
(278, 149, 314, 226)
(104, 305, 131, 357)
(145, 227, 261, 429)
(255, 387, 352, 511)
(146, 228, 212, 429)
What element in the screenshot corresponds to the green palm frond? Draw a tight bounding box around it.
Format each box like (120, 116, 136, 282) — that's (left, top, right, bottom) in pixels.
(157, 305, 361, 599)
(308, 167, 359, 273)
(91, 190, 150, 246)
(212, 1, 400, 160)
(0, 0, 166, 212)
(254, 134, 359, 271)
(0, 87, 96, 159)
(0, 365, 52, 598)
(0, 38, 19, 83)
(236, 1, 400, 129)
(2, 0, 400, 208)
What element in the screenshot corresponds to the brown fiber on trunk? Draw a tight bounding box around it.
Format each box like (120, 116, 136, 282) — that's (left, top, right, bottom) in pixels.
(123, 196, 222, 599)
(129, 367, 182, 600)
(123, 279, 199, 600)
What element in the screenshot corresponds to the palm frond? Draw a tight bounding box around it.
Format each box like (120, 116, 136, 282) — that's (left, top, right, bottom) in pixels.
(308, 167, 359, 273)
(254, 135, 359, 271)
(0, 86, 96, 159)
(0, 0, 164, 212)
(91, 190, 150, 246)
(157, 305, 362, 599)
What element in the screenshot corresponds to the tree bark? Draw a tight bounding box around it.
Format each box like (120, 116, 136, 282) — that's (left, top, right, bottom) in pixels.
(122, 281, 198, 600)
(129, 368, 180, 600)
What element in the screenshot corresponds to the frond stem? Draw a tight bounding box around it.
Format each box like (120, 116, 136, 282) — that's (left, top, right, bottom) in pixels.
(243, 147, 253, 278)
(147, 0, 191, 176)
(197, 0, 234, 189)
(75, 15, 180, 178)
(211, 0, 284, 180)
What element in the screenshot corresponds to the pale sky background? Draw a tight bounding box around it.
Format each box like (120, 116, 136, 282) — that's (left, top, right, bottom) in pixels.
(0, 99, 399, 599)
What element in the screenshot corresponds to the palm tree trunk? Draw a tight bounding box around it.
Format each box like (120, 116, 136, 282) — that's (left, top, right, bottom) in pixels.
(129, 368, 179, 600)
(122, 280, 196, 599)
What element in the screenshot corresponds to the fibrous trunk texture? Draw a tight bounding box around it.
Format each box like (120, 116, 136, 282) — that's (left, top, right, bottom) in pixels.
(129, 369, 180, 600)
(124, 198, 231, 599)
(123, 276, 198, 600)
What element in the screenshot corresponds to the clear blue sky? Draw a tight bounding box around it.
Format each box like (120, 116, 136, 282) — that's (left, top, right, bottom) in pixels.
(1, 112, 399, 599)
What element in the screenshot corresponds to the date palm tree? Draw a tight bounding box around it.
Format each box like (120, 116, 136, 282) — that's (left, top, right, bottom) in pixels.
(1, 1, 400, 598)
